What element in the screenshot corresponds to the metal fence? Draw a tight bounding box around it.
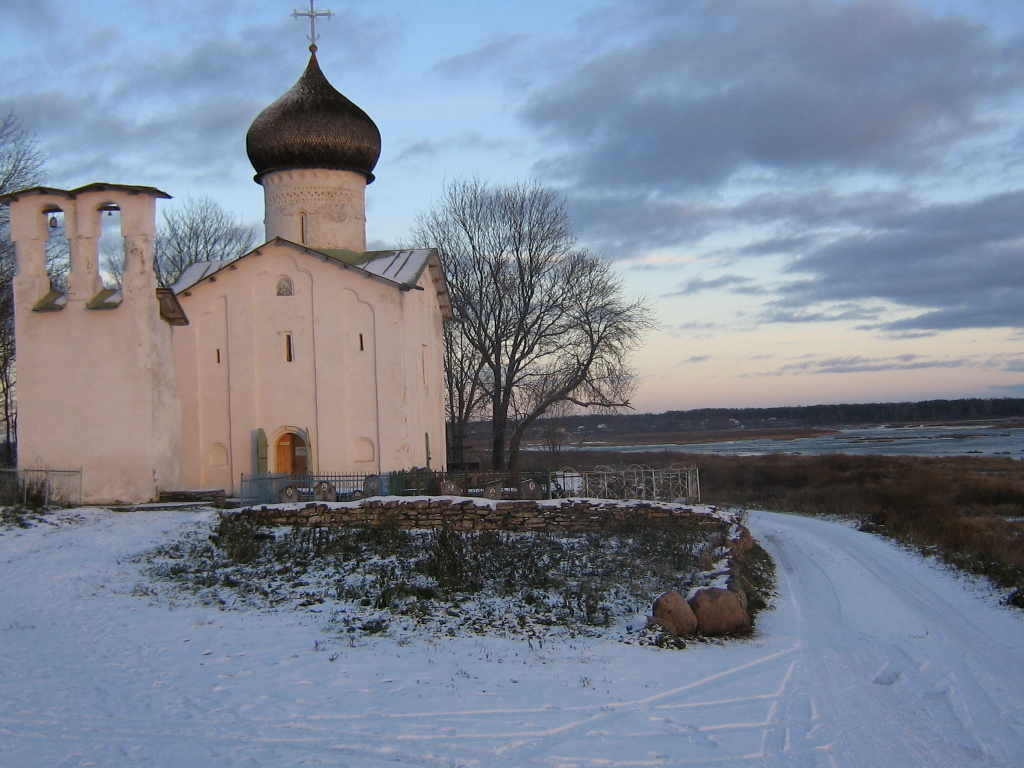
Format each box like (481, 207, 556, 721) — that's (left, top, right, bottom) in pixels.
(0, 467, 83, 507)
(241, 472, 368, 505)
(241, 464, 699, 505)
(549, 465, 700, 503)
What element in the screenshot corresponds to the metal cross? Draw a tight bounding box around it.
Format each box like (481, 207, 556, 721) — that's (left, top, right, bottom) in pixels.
(292, 0, 333, 52)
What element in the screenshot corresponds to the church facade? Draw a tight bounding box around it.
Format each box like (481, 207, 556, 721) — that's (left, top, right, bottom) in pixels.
(1, 52, 450, 503)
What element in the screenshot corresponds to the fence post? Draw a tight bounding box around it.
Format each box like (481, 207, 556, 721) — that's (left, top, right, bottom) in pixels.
(45, 469, 51, 508)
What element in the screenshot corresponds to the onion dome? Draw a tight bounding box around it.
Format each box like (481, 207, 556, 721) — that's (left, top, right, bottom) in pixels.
(246, 52, 381, 183)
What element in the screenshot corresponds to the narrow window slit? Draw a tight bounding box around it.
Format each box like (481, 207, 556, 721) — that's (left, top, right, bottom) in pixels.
(285, 333, 294, 362)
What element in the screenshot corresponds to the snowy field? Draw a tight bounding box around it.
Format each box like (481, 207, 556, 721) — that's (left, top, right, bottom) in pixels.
(2, 507, 1024, 767)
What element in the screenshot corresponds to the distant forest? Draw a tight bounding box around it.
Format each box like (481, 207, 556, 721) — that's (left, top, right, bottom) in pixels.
(533, 397, 1024, 435)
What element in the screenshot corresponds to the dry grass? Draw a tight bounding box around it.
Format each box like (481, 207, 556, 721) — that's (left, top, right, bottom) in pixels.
(527, 450, 1024, 602)
(138, 515, 734, 642)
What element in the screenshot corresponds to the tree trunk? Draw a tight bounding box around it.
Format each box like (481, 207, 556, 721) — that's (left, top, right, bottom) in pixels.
(491, 389, 508, 470)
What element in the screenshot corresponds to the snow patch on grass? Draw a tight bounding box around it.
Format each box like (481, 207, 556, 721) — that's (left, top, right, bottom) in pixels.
(134, 506, 739, 647)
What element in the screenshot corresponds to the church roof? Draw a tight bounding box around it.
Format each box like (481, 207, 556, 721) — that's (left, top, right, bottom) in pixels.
(317, 248, 434, 286)
(245, 53, 381, 183)
(170, 260, 233, 294)
(170, 239, 453, 319)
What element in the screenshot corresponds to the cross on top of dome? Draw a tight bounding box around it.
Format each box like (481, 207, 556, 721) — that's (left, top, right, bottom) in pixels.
(292, 0, 333, 53)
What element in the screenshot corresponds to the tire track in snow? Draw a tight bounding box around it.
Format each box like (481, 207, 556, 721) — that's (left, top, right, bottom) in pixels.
(751, 512, 1024, 768)
(4, 510, 1024, 767)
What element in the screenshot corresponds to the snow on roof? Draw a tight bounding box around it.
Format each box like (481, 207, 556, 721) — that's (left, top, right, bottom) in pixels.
(170, 242, 452, 319)
(171, 260, 233, 294)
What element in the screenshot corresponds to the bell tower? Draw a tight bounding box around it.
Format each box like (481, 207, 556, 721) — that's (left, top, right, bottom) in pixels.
(0, 183, 184, 502)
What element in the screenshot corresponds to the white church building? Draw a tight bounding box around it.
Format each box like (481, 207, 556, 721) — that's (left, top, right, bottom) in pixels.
(1, 50, 451, 503)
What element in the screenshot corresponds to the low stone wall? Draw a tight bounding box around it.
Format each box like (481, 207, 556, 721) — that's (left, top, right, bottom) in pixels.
(240, 497, 726, 534)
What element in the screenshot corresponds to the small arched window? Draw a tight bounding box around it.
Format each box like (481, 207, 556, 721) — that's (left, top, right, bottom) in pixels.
(276, 276, 294, 296)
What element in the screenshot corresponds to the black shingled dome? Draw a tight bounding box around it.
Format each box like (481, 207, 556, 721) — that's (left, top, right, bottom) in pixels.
(246, 53, 381, 183)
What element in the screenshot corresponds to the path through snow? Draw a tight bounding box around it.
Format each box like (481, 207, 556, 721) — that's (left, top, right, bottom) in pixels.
(0, 508, 1022, 766)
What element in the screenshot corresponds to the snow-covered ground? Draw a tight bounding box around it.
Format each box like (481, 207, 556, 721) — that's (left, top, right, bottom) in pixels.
(1, 507, 1023, 767)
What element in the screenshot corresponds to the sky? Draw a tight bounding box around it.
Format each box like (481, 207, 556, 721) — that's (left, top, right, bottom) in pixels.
(2, 0, 1023, 414)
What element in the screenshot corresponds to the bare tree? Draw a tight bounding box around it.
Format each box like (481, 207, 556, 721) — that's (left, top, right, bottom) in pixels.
(0, 113, 46, 464)
(413, 178, 653, 472)
(536, 400, 582, 464)
(443, 318, 488, 467)
(0, 113, 45, 231)
(153, 196, 257, 287)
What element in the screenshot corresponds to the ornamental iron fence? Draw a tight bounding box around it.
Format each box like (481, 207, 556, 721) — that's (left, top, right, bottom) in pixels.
(240, 465, 699, 506)
(549, 465, 700, 503)
(0, 467, 83, 507)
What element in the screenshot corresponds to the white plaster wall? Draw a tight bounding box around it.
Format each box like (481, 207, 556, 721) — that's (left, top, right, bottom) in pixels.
(261, 169, 367, 250)
(172, 242, 447, 493)
(11, 189, 181, 503)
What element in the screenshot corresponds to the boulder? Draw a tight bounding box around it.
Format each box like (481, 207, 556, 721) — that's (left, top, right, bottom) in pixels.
(727, 577, 749, 611)
(730, 525, 755, 554)
(652, 591, 698, 636)
(688, 587, 751, 636)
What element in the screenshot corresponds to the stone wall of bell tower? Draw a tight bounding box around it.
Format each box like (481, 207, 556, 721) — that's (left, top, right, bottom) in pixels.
(3, 184, 183, 503)
(260, 168, 367, 251)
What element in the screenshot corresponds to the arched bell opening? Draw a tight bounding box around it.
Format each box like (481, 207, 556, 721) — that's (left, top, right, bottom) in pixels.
(42, 207, 70, 293)
(97, 203, 124, 289)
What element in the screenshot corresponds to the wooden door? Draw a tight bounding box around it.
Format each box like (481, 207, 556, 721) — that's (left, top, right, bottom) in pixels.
(276, 433, 307, 474)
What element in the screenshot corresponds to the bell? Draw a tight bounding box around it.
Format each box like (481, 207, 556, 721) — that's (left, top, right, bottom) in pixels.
(49, 215, 58, 229)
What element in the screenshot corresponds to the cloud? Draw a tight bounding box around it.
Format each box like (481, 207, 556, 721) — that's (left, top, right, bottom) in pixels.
(565, 193, 716, 259)
(2, 4, 394, 198)
(622, 253, 706, 271)
(510, 0, 1024, 332)
(759, 302, 886, 324)
(4, 0, 56, 26)
(523, 0, 1024, 193)
(681, 355, 712, 364)
(663, 319, 720, 339)
(393, 133, 515, 163)
(777, 189, 1024, 329)
(661, 273, 756, 298)
(394, 139, 443, 160)
(9, 90, 262, 187)
(876, 329, 940, 340)
(756, 353, 972, 376)
(432, 35, 528, 78)
(671, 320, 719, 331)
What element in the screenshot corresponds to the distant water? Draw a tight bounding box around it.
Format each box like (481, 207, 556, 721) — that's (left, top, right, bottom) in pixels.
(589, 425, 1024, 459)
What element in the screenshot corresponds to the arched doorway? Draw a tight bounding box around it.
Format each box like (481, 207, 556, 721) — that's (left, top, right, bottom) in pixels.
(276, 432, 307, 474)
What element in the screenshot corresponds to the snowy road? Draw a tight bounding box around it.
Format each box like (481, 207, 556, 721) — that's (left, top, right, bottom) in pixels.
(1, 509, 1023, 767)
(750, 512, 1024, 767)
